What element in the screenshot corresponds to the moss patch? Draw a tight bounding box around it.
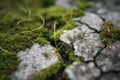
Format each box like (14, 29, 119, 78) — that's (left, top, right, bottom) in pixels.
(101, 20, 120, 45)
(32, 61, 62, 80)
(75, 0, 91, 9)
(57, 42, 81, 67)
(0, 52, 18, 80)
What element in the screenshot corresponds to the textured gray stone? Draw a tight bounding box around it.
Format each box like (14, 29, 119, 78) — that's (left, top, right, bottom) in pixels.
(11, 43, 58, 80)
(90, 1, 120, 28)
(55, 0, 77, 9)
(65, 62, 100, 80)
(60, 13, 104, 61)
(79, 12, 103, 31)
(96, 41, 120, 72)
(100, 73, 120, 80)
(99, 11, 120, 28)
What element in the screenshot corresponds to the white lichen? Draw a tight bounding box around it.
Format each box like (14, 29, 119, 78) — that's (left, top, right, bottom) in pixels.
(11, 43, 58, 80)
(60, 24, 104, 61)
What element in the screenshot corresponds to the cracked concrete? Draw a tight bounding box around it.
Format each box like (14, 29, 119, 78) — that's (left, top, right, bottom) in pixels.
(60, 12, 120, 80)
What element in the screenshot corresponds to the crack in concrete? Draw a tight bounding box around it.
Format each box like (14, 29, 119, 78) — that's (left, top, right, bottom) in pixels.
(57, 13, 119, 80)
(75, 20, 120, 80)
(76, 21, 101, 33)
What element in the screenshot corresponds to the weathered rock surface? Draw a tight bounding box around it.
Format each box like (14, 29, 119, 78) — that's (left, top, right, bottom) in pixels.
(96, 41, 120, 72)
(65, 62, 100, 80)
(55, 0, 77, 9)
(63, 11, 120, 80)
(59, 0, 120, 79)
(90, 1, 120, 28)
(79, 12, 103, 31)
(100, 73, 120, 80)
(98, 11, 120, 28)
(11, 43, 59, 80)
(60, 13, 104, 61)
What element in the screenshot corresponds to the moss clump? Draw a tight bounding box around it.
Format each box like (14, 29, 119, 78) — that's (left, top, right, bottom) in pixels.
(101, 20, 120, 45)
(54, 41, 81, 67)
(75, 0, 91, 9)
(0, 52, 18, 80)
(36, 6, 84, 22)
(63, 49, 81, 67)
(32, 61, 62, 80)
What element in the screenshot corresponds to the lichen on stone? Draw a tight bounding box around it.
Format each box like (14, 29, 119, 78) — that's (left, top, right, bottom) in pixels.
(11, 43, 59, 80)
(60, 13, 104, 61)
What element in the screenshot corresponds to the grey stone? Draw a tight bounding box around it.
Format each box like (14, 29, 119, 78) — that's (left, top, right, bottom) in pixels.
(99, 11, 120, 28)
(96, 41, 120, 72)
(11, 43, 59, 80)
(55, 0, 77, 9)
(100, 73, 120, 80)
(65, 62, 100, 80)
(89, 1, 120, 28)
(60, 13, 104, 61)
(79, 12, 103, 31)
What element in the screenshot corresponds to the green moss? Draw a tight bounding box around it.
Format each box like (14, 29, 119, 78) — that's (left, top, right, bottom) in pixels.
(75, 0, 91, 9)
(32, 61, 62, 80)
(0, 16, 50, 79)
(100, 20, 120, 45)
(64, 49, 81, 67)
(36, 6, 84, 22)
(55, 41, 81, 67)
(0, 74, 11, 80)
(34, 37, 50, 46)
(0, 27, 50, 51)
(0, 52, 18, 80)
